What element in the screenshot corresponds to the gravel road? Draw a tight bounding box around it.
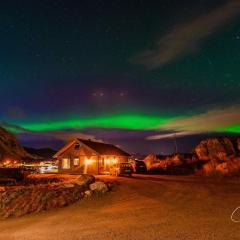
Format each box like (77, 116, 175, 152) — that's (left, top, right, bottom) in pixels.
(0, 174, 240, 240)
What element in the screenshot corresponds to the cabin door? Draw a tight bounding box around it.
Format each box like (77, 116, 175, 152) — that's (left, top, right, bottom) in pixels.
(101, 157, 109, 173)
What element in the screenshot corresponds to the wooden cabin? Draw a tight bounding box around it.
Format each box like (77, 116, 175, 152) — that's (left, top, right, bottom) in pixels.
(54, 138, 130, 174)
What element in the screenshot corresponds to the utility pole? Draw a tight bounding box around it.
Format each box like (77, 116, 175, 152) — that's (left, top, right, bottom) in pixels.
(173, 134, 178, 154)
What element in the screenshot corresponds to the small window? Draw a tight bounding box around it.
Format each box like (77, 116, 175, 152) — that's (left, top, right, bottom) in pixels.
(73, 158, 80, 166)
(74, 143, 80, 150)
(62, 158, 70, 169)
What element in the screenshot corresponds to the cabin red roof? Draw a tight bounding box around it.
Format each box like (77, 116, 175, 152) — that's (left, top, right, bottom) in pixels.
(78, 139, 130, 156)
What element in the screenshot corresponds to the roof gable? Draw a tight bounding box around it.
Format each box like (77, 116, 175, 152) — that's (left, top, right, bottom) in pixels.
(53, 138, 130, 158)
(53, 140, 76, 158)
(78, 139, 130, 156)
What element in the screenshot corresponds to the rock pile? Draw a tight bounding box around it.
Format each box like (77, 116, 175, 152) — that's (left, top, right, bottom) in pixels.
(0, 174, 109, 219)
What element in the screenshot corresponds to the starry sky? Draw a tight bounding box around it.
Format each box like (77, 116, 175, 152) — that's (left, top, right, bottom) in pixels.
(1, 0, 240, 154)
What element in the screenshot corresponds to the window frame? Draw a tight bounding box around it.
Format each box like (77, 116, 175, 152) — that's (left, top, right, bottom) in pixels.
(74, 143, 80, 150)
(73, 157, 80, 166)
(62, 158, 70, 169)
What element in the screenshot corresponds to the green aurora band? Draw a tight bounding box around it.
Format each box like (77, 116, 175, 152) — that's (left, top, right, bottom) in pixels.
(17, 114, 174, 132)
(217, 125, 240, 133)
(7, 113, 240, 134)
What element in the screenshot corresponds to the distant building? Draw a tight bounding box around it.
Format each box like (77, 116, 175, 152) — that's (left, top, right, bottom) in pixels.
(54, 139, 130, 174)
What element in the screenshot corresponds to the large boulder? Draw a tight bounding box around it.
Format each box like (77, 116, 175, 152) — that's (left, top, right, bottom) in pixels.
(200, 157, 240, 177)
(226, 157, 240, 176)
(89, 181, 108, 194)
(200, 159, 218, 176)
(195, 137, 236, 162)
(194, 137, 240, 176)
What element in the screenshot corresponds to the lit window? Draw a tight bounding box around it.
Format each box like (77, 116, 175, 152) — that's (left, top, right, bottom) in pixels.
(73, 158, 80, 165)
(62, 158, 70, 169)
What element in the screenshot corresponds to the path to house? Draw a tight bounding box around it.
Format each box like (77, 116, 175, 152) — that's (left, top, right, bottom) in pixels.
(0, 174, 240, 240)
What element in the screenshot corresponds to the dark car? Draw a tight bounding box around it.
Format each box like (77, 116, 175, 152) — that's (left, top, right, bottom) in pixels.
(129, 160, 147, 173)
(109, 162, 133, 177)
(21, 165, 39, 174)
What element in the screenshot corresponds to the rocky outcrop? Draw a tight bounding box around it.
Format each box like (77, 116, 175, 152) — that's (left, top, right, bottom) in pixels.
(195, 137, 236, 162)
(0, 127, 35, 163)
(144, 137, 240, 176)
(0, 174, 99, 218)
(198, 157, 240, 177)
(194, 137, 240, 176)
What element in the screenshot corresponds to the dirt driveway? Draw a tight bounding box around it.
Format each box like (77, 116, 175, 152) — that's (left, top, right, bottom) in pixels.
(0, 174, 240, 240)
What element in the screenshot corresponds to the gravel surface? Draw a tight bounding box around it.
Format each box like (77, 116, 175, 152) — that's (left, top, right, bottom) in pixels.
(0, 174, 240, 240)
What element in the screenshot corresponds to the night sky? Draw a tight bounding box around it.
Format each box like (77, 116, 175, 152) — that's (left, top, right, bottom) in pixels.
(1, 0, 240, 154)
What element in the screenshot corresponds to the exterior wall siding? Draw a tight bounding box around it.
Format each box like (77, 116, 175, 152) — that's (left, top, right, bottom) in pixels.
(58, 143, 98, 174)
(57, 141, 130, 174)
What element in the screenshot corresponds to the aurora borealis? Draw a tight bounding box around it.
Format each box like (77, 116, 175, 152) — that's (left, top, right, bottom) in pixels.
(16, 114, 173, 132)
(1, 0, 240, 154)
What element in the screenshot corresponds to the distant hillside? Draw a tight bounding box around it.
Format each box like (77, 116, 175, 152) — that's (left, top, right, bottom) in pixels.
(0, 126, 36, 163)
(24, 147, 56, 159)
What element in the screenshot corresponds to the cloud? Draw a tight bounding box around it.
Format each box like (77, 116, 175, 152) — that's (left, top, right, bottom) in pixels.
(161, 105, 240, 132)
(0, 122, 33, 133)
(147, 105, 240, 140)
(133, 0, 240, 68)
(147, 131, 200, 140)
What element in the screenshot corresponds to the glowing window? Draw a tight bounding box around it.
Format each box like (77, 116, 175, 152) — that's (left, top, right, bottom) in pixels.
(62, 158, 70, 169)
(73, 158, 80, 165)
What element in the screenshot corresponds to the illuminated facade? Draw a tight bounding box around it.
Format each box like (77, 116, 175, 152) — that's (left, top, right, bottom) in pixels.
(54, 139, 130, 174)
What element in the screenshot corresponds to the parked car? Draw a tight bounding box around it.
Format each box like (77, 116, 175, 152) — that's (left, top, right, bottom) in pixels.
(21, 165, 39, 174)
(129, 160, 147, 173)
(39, 162, 58, 173)
(109, 162, 133, 177)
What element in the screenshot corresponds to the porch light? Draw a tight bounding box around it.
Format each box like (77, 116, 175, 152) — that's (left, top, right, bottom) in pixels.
(105, 159, 110, 164)
(85, 159, 93, 165)
(111, 159, 118, 164)
(3, 159, 11, 165)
